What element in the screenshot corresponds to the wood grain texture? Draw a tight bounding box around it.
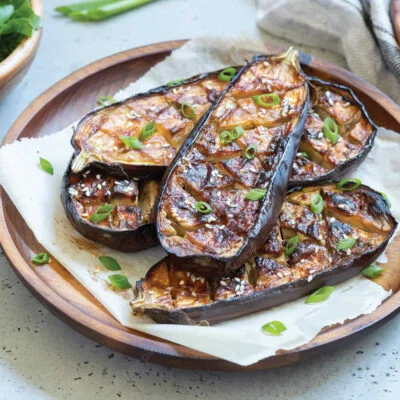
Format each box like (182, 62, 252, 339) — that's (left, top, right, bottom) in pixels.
(0, 0, 43, 99)
(0, 40, 399, 371)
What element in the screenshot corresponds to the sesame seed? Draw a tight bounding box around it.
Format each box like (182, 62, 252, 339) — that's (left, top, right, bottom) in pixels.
(96, 174, 101, 179)
(179, 280, 184, 286)
(220, 280, 227, 287)
(234, 277, 240, 282)
(191, 292, 196, 297)
(307, 275, 313, 282)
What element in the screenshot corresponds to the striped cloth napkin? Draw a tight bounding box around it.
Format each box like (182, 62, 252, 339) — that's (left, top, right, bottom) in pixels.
(257, 0, 400, 104)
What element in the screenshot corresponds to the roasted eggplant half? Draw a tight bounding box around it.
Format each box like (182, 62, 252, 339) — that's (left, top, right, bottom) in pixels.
(61, 160, 160, 252)
(156, 48, 309, 276)
(291, 78, 377, 185)
(132, 183, 397, 325)
(71, 69, 228, 176)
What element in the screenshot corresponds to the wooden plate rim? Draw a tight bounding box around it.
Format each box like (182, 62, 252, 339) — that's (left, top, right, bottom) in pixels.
(1, 40, 400, 370)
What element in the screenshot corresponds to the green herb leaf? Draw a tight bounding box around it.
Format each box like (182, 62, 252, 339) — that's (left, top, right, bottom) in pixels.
(218, 67, 237, 82)
(180, 102, 195, 119)
(362, 264, 384, 278)
(32, 252, 49, 265)
(120, 135, 142, 150)
(140, 121, 156, 141)
(311, 193, 323, 214)
(252, 93, 280, 108)
(231, 126, 244, 140)
(336, 237, 356, 251)
(323, 117, 339, 144)
(284, 234, 299, 256)
(89, 204, 114, 223)
(300, 152, 310, 159)
(0, 5, 14, 25)
(220, 130, 235, 144)
(245, 188, 266, 201)
(39, 157, 54, 175)
(262, 320, 287, 335)
(108, 274, 132, 290)
(194, 201, 212, 214)
(98, 256, 121, 271)
(305, 286, 335, 304)
(244, 144, 257, 160)
(97, 95, 116, 107)
(336, 178, 361, 191)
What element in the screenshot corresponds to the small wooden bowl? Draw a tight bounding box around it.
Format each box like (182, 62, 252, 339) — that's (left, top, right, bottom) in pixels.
(0, 0, 43, 99)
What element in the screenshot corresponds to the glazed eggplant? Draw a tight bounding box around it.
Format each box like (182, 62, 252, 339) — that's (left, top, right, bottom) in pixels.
(156, 48, 309, 276)
(61, 161, 160, 252)
(291, 78, 377, 185)
(132, 183, 397, 325)
(71, 69, 228, 176)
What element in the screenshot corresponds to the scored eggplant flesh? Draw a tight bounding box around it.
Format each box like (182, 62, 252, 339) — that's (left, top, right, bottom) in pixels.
(61, 163, 160, 252)
(132, 183, 397, 325)
(71, 71, 227, 175)
(156, 48, 309, 276)
(290, 78, 376, 185)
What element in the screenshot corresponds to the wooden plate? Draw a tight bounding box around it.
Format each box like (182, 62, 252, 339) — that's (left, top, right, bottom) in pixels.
(1, 40, 400, 371)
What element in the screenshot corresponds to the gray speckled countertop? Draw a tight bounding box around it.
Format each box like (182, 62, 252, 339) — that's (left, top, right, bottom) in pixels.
(0, 1, 399, 399)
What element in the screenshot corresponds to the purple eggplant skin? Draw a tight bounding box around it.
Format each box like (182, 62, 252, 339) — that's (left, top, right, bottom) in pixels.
(70, 68, 232, 178)
(155, 52, 310, 277)
(61, 158, 158, 252)
(289, 77, 378, 187)
(136, 184, 397, 325)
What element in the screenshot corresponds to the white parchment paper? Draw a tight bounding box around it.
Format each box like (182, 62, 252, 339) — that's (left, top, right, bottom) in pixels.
(0, 37, 398, 366)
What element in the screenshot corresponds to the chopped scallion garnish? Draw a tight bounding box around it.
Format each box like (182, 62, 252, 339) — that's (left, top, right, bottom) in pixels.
(180, 102, 196, 119)
(336, 237, 356, 251)
(194, 201, 212, 214)
(32, 252, 49, 265)
(336, 178, 361, 191)
(284, 234, 299, 256)
(108, 274, 132, 290)
(323, 117, 339, 144)
(120, 135, 142, 150)
(262, 320, 287, 335)
(97, 95, 116, 107)
(218, 67, 237, 82)
(89, 204, 114, 223)
(252, 93, 280, 108)
(98, 256, 121, 271)
(245, 188, 266, 201)
(140, 121, 156, 141)
(311, 193, 323, 214)
(305, 286, 334, 304)
(166, 79, 183, 87)
(362, 264, 384, 278)
(244, 144, 257, 160)
(39, 157, 54, 175)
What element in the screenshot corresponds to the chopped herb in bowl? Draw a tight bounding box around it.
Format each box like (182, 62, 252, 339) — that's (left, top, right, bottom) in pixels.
(0, 0, 42, 63)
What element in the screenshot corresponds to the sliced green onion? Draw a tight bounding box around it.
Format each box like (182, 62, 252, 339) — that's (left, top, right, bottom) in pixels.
(98, 256, 121, 271)
(262, 320, 287, 336)
(336, 237, 356, 251)
(311, 193, 323, 214)
(120, 135, 142, 150)
(140, 121, 156, 141)
(252, 93, 281, 108)
(336, 178, 361, 191)
(220, 130, 235, 144)
(305, 286, 335, 304)
(362, 264, 384, 278)
(231, 126, 244, 140)
(108, 274, 132, 290)
(218, 67, 237, 82)
(39, 157, 54, 175)
(245, 188, 266, 201)
(284, 234, 299, 256)
(195, 201, 212, 214)
(323, 117, 339, 144)
(180, 102, 195, 119)
(379, 192, 391, 208)
(166, 79, 183, 87)
(244, 144, 257, 160)
(97, 95, 116, 107)
(89, 204, 114, 223)
(300, 152, 310, 159)
(32, 252, 49, 265)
